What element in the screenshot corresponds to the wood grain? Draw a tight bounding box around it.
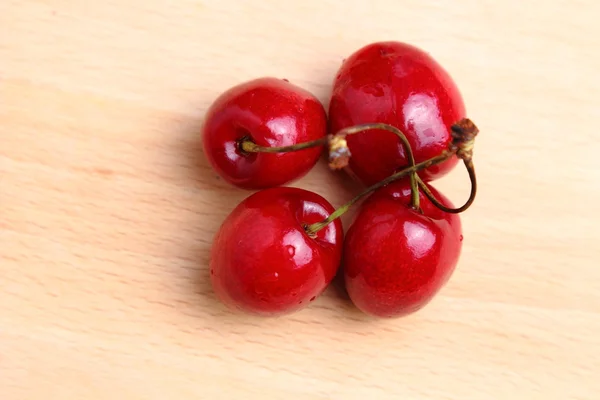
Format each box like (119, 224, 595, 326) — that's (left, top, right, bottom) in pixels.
(2, 1, 599, 399)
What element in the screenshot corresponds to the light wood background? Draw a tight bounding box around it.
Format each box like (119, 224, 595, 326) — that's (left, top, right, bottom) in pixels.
(2, 1, 599, 399)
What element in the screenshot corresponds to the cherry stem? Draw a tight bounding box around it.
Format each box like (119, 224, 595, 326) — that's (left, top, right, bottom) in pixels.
(240, 136, 328, 154)
(416, 159, 477, 214)
(305, 118, 479, 236)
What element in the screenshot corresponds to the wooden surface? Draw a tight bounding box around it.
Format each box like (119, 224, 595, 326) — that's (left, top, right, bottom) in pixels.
(2, 1, 599, 399)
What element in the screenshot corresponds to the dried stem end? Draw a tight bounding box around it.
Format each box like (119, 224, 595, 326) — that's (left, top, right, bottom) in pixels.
(450, 118, 479, 162)
(328, 134, 352, 170)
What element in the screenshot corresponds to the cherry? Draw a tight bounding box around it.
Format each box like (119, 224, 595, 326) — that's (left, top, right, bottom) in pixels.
(202, 77, 327, 189)
(343, 180, 462, 318)
(209, 187, 343, 316)
(329, 41, 466, 186)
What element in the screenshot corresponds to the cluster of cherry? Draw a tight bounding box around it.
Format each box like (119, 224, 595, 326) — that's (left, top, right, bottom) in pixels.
(202, 41, 479, 319)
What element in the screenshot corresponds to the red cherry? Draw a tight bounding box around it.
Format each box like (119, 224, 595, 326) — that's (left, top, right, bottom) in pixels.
(329, 41, 466, 186)
(202, 77, 327, 189)
(210, 187, 343, 316)
(343, 180, 462, 318)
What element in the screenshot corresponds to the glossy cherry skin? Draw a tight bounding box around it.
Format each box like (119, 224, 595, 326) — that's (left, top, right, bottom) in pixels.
(343, 181, 462, 318)
(202, 77, 327, 189)
(329, 41, 466, 186)
(210, 187, 343, 316)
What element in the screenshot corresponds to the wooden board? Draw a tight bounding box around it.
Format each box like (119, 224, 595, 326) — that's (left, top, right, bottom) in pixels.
(2, 1, 599, 399)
